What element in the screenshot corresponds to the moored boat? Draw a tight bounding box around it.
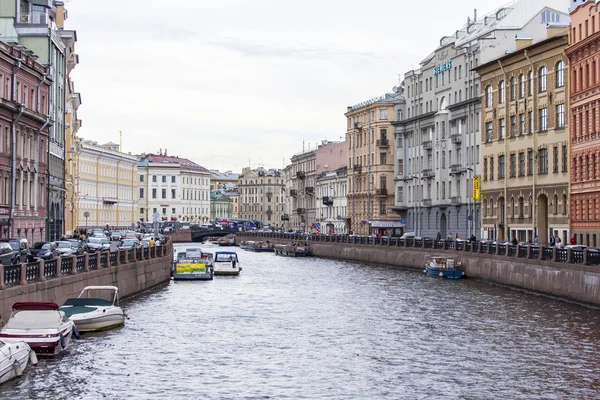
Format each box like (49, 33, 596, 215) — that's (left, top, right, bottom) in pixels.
(217, 234, 236, 247)
(424, 257, 464, 279)
(172, 248, 214, 280)
(59, 286, 126, 332)
(0, 302, 76, 356)
(213, 252, 242, 276)
(0, 341, 37, 385)
(274, 243, 311, 257)
(247, 241, 274, 253)
(239, 241, 255, 250)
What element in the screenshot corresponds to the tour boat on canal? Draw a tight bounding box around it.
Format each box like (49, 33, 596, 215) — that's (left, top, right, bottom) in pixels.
(0, 302, 76, 356)
(0, 340, 37, 385)
(274, 243, 311, 257)
(59, 286, 126, 332)
(213, 252, 242, 276)
(247, 241, 275, 252)
(423, 257, 464, 279)
(172, 248, 214, 280)
(239, 241, 255, 250)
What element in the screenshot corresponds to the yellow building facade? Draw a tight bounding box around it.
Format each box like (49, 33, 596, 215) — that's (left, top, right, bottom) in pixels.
(72, 141, 138, 231)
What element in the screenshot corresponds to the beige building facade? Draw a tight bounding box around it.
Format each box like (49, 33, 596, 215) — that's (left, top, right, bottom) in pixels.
(476, 31, 570, 245)
(345, 95, 401, 235)
(238, 167, 286, 227)
(75, 141, 138, 230)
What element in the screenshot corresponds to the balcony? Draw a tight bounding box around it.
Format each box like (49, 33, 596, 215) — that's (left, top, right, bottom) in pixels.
(450, 164, 466, 175)
(353, 164, 362, 173)
(450, 134, 462, 144)
(451, 196, 462, 205)
(305, 186, 314, 195)
(266, 192, 272, 198)
(296, 171, 306, 179)
(290, 189, 298, 197)
(375, 188, 388, 197)
(422, 169, 434, 179)
(296, 208, 306, 214)
(266, 209, 273, 216)
(322, 196, 334, 206)
(281, 214, 290, 221)
(102, 197, 118, 205)
(377, 139, 389, 148)
(18, 11, 50, 25)
(422, 198, 432, 207)
(422, 140, 433, 151)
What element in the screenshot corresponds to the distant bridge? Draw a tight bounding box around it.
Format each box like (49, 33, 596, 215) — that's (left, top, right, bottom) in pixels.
(190, 228, 237, 242)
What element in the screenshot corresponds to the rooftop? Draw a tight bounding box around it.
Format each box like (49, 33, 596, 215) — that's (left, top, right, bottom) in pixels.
(142, 154, 210, 173)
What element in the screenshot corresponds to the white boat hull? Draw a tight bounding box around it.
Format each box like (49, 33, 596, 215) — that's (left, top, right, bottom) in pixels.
(213, 264, 241, 276)
(0, 342, 37, 385)
(69, 308, 125, 332)
(0, 325, 74, 356)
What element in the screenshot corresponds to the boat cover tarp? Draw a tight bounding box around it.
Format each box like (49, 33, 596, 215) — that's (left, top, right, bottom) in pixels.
(12, 302, 59, 311)
(4, 310, 62, 329)
(62, 298, 112, 307)
(59, 305, 99, 318)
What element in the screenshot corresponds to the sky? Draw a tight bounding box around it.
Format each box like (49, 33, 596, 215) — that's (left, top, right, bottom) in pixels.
(65, 0, 515, 173)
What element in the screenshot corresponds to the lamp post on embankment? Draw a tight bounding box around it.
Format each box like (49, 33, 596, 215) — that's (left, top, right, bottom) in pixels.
(235, 231, 600, 307)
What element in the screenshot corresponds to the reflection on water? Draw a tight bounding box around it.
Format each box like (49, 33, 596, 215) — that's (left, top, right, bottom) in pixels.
(2, 243, 600, 399)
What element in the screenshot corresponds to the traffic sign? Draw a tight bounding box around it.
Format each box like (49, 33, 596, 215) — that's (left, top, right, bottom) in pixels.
(315, 222, 320, 228)
(400, 218, 406, 225)
(473, 175, 480, 201)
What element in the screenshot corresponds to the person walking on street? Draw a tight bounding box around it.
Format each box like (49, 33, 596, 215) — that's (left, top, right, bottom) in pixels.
(437, 232, 441, 241)
(149, 237, 156, 247)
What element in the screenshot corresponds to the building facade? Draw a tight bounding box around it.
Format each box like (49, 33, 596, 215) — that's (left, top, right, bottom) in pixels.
(393, 0, 568, 240)
(346, 95, 400, 236)
(288, 149, 316, 231)
(238, 167, 286, 227)
(316, 168, 348, 234)
(210, 170, 240, 191)
(477, 30, 570, 245)
(0, 42, 51, 243)
(76, 141, 138, 230)
(210, 190, 233, 220)
(566, 0, 600, 247)
(138, 153, 211, 225)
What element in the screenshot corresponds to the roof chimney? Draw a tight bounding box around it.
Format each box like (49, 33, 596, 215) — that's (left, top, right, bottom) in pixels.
(515, 34, 533, 51)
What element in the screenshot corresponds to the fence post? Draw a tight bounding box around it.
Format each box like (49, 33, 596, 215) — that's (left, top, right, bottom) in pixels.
(132, 248, 137, 262)
(116, 250, 121, 266)
(538, 246, 544, 261)
(505, 245, 510, 257)
(56, 256, 62, 277)
(526, 245, 531, 258)
(552, 246, 557, 262)
(567, 247, 572, 263)
(84, 253, 90, 272)
(97, 252, 101, 268)
(72, 255, 77, 274)
(515, 244, 520, 258)
(19, 263, 27, 285)
(39, 259, 45, 281)
(0, 264, 5, 289)
(583, 248, 589, 265)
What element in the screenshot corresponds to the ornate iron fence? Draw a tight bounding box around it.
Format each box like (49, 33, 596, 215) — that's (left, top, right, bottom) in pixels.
(60, 257, 73, 275)
(45, 259, 58, 278)
(26, 262, 40, 283)
(4, 265, 21, 286)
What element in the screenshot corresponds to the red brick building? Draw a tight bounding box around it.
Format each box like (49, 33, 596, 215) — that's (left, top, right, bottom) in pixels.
(0, 42, 52, 243)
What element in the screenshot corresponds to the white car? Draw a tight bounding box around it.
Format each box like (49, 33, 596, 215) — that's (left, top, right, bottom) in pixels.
(56, 241, 74, 257)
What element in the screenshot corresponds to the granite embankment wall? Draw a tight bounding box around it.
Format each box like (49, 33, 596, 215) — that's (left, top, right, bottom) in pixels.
(0, 243, 174, 320)
(170, 230, 191, 243)
(237, 235, 600, 306)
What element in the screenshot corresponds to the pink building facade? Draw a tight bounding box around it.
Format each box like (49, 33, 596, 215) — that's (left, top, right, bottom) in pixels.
(315, 140, 347, 174)
(0, 43, 52, 243)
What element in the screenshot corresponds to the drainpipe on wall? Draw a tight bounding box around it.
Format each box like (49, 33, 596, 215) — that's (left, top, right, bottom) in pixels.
(36, 71, 48, 112)
(10, 105, 25, 238)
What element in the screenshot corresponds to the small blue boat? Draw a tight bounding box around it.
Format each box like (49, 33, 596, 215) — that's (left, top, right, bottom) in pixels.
(424, 257, 464, 279)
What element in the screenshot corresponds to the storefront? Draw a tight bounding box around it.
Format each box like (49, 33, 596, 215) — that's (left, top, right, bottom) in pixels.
(368, 220, 404, 237)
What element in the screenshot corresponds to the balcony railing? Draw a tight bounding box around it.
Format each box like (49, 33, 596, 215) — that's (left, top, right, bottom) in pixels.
(450, 134, 462, 144)
(451, 196, 462, 205)
(19, 11, 49, 25)
(296, 171, 306, 179)
(450, 164, 465, 175)
(281, 214, 290, 221)
(422, 140, 432, 151)
(290, 189, 298, 197)
(296, 208, 306, 214)
(322, 196, 334, 206)
(266, 192, 272, 198)
(377, 139, 389, 147)
(305, 187, 314, 195)
(353, 164, 362, 173)
(422, 169, 434, 179)
(376, 188, 388, 197)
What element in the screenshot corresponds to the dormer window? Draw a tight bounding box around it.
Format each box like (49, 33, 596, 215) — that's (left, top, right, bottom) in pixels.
(541, 10, 560, 23)
(496, 8, 508, 20)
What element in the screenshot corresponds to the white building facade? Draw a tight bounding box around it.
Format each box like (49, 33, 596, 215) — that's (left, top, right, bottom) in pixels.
(316, 168, 349, 234)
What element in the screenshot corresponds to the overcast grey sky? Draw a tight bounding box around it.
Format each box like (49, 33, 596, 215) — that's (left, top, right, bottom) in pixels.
(67, 0, 514, 172)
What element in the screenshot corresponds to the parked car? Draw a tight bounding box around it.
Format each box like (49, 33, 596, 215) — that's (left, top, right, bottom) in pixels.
(0, 238, 29, 264)
(118, 239, 141, 250)
(67, 239, 85, 255)
(0, 242, 19, 266)
(565, 245, 600, 252)
(28, 242, 58, 261)
(110, 231, 124, 241)
(55, 241, 74, 257)
(86, 237, 110, 253)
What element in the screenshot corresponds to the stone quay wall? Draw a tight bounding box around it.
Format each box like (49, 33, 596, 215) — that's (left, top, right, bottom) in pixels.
(0, 243, 174, 320)
(237, 233, 600, 306)
(170, 229, 192, 243)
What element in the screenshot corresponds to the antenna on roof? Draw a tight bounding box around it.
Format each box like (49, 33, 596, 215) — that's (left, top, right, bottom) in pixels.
(119, 130, 122, 152)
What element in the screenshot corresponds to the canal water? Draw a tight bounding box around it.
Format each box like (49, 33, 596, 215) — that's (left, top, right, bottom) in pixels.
(2, 243, 600, 399)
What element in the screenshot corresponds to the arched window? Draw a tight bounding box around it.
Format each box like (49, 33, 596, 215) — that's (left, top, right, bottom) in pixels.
(510, 77, 516, 100)
(490, 198, 495, 216)
(538, 66, 547, 92)
(519, 74, 525, 98)
(483, 200, 488, 217)
(498, 80, 505, 104)
(511, 198, 515, 217)
(528, 70, 533, 96)
(440, 96, 447, 110)
(519, 197, 524, 218)
(554, 194, 558, 215)
(556, 60, 565, 88)
(485, 85, 493, 108)
(447, 211, 451, 229)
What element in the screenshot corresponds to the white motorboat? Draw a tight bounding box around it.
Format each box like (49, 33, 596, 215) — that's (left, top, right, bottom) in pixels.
(0, 303, 76, 356)
(59, 286, 126, 332)
(213, 252, 242, 276)
(0, 341, 38, 385)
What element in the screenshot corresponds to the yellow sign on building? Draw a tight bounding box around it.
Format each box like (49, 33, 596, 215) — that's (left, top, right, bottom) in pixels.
(473, 175, 480, 201)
